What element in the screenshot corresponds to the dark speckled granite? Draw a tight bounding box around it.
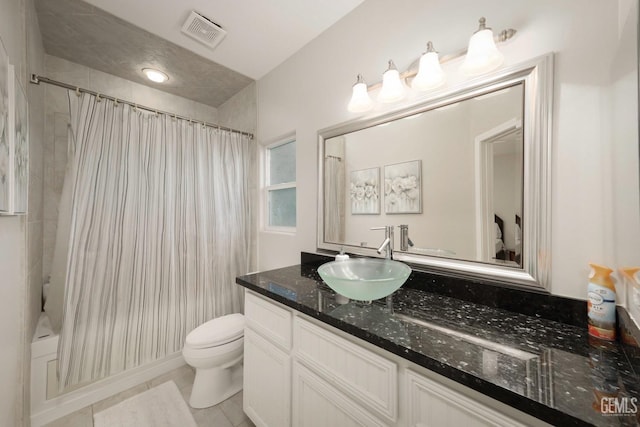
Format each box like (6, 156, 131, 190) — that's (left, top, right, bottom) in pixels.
(303, 252, 588, 327)
(237, 256, 640, 427)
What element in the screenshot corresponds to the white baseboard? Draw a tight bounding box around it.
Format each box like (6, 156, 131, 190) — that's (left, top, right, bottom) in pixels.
(31, 352, 186, 427)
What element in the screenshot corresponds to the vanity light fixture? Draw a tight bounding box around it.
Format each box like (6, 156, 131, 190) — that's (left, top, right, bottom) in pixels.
(378, 60, 406, 103)
(347, 17, 515, 113)
(460, 17, 504, 76)
(142, 68, 169, 83)
(347, 74, 374, 112)
(411, 41, 445, 91)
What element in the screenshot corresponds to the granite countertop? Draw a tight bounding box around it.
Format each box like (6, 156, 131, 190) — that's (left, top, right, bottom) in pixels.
(236, 262, 640, 427)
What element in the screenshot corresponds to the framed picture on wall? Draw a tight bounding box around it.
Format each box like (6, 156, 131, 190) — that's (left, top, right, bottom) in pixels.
(350, 167, 380, 215)
(384, 160, 422, 214)
(0, 40, 10, 213)
(10, 65, 28, 214)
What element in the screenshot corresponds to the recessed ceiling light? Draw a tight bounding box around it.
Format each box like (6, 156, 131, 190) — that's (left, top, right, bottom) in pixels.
(142, 68, 169, 83)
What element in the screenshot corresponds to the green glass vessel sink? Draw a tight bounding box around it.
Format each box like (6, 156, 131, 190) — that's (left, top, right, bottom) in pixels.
(317, 258, 411, 301)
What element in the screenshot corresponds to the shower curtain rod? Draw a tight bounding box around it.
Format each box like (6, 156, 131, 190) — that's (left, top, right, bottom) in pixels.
(30, 74, 254, 139)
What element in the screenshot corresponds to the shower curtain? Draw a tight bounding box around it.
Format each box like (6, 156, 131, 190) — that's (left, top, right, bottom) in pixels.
(324, 155, 345, 243)
(56, 92, 252, 389)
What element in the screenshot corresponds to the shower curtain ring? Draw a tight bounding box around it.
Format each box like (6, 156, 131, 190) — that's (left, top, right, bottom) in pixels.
(96, 93, 102, 102)
(114, 98, 119, 107)
(75, 87, 81, 97)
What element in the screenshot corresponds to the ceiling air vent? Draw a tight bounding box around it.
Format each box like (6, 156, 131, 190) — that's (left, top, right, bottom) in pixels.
(181, 11, 227, 49)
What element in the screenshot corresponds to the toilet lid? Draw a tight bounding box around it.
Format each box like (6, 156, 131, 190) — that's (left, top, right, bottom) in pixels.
(186, 313, 245, 349)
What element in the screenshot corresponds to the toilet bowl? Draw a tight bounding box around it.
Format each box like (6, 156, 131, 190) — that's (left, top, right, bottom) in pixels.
(182, 313, 245, 408)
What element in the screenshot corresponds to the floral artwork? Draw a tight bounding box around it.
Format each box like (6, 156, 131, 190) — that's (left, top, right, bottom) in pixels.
(0, 41, 9, 213)
(12, 76, 28, 213)
(350, 167, 380, 215)
(384, 160, 422, 214)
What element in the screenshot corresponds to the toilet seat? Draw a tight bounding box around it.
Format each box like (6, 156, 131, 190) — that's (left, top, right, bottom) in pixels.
(185, 313, 244, 349)
(182, 334, 243, 363)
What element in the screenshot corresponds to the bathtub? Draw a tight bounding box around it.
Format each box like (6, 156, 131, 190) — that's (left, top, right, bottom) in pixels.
(30, 312, 187, 426)
(31, 311, 60, 418)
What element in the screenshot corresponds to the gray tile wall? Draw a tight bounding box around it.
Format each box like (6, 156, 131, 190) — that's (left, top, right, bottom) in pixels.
(25, 0, 46, 424)
(217, 82, 258, 272)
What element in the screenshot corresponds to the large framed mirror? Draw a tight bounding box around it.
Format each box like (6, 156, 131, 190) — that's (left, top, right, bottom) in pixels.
(317, 54, 553, 291)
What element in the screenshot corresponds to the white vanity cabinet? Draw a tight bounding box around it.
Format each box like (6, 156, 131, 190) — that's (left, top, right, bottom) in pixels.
(243, 290, 543, 427)
(293, 317, 397, 426)
(244, 291, 293, 427)
(405, 370, 527, 427)
(292, 363, 389, 427)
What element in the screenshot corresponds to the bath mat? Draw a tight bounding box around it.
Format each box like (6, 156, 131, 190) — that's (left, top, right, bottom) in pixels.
(93, 380, 197, 427)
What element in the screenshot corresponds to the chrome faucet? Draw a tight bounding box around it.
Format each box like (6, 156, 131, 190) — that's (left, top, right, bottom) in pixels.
(371, 226, 394, 259)
(398, 224, 414, 252)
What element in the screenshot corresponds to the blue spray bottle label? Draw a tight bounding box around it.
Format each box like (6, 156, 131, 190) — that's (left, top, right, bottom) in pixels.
(587, 282, 616, 340)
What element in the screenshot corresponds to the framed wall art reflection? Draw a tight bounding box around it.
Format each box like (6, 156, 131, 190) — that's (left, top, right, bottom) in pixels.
(10, 64, 28, 214)
(350, 167, 380, 215)
(384, 160, 422, 214)
(0, 40, 10, 213)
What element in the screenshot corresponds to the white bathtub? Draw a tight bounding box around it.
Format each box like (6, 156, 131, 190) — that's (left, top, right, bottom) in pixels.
(31, 311, 60, 418)
(30, 312, 187, 426)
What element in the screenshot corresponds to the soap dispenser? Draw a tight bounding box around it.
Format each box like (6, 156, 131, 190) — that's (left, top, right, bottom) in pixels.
(334, 247, 350, 304)
(335, 247, 349, 262)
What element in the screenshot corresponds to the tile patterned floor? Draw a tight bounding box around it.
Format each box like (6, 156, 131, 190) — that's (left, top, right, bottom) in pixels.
(43, 365, 255, 427)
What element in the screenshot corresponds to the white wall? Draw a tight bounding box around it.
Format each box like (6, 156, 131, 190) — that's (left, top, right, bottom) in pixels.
(0, 0, 45, 424)
(493, 150, 521, 251)
(257, 0, 639, 300)
(610, 0, 640, 322)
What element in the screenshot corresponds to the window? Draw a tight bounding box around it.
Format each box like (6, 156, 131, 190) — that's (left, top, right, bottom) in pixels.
(265, 139, 296, 231)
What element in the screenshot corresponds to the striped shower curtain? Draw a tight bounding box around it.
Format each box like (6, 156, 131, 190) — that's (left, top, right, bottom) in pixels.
(57, 92, 252, 389)
(324, 155, 345, 243)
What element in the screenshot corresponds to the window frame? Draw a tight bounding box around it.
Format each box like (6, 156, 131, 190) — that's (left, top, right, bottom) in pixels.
(263, 137, 297, 233)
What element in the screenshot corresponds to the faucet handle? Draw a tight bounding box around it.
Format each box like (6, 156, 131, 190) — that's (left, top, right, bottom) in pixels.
(370, 226, 387, 231)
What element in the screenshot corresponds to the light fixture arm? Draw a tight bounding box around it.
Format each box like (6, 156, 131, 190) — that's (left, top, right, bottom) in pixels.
(476, 17, 489, 33)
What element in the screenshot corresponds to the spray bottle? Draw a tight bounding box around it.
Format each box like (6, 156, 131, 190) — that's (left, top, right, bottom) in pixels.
(587, 263, 617, 341)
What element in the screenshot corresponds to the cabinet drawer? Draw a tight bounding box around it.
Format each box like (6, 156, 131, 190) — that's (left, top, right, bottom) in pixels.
(294, 317, 397, 422)
(245, 290, 292, 350)
(292, 361, 387, 427)
(406, 369, 527, 427)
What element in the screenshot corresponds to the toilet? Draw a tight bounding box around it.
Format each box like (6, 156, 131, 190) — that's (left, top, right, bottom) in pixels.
(182, 313, 245, 408)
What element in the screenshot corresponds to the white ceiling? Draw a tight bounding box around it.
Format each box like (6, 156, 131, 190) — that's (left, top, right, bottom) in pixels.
(83, 0, 365, 80)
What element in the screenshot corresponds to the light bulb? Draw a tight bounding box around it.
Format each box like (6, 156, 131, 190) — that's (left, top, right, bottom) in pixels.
(411, 42, 445, 91)
(460, 18, 504, 76)
(378, 60, 405, 103)
(142, 68, 169, 83)
(347, 74, 374, 112)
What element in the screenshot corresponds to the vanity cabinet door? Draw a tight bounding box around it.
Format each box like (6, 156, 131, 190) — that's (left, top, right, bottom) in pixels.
(294, 317, 397, 423)
(406, 369, 526, 427)
(292, 361, 387, 427)
(243, 328, 291, 427)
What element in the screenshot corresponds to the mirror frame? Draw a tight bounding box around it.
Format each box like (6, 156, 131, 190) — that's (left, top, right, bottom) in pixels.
(317, 54, 553, 291)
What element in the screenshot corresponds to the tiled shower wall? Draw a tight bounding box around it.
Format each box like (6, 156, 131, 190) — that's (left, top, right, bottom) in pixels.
(42, 54, 221, 280)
